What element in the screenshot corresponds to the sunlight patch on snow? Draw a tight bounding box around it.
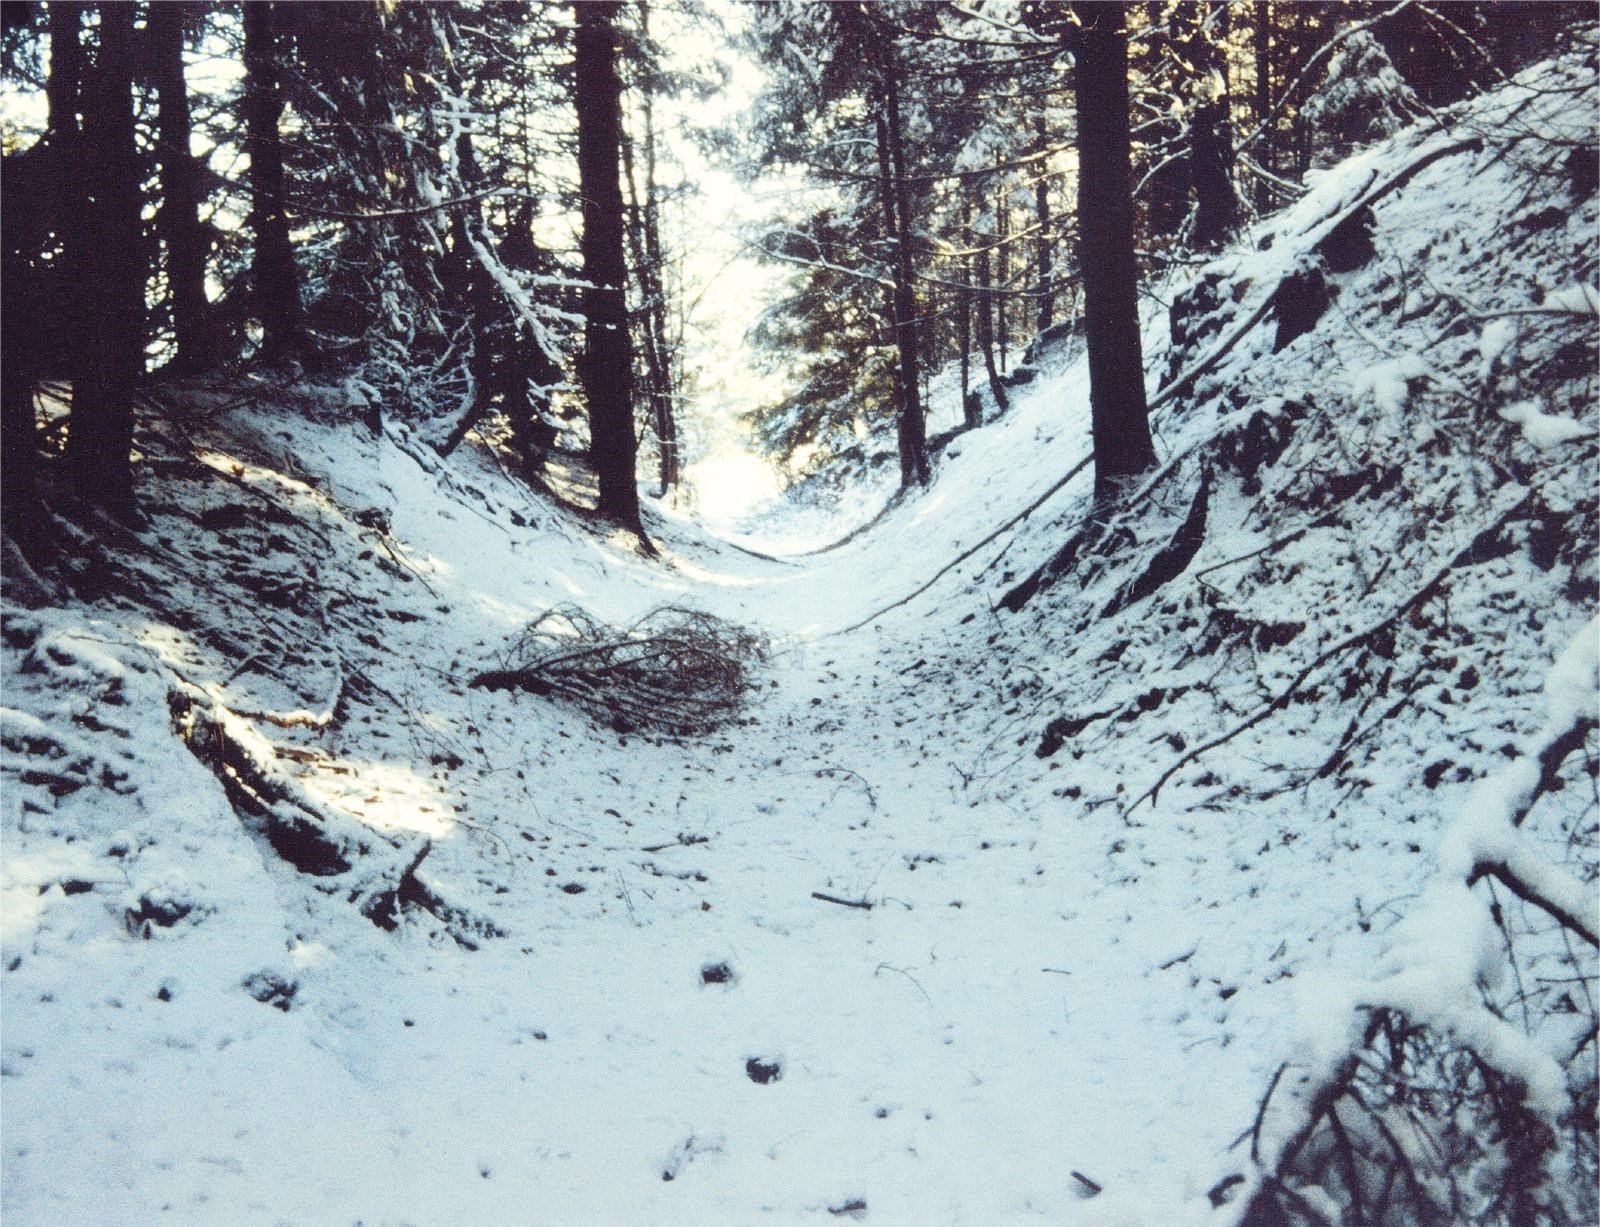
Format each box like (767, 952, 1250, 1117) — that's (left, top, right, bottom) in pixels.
(659, 552, 763, 588)
(296, 761, 457, 838)
(554, 570, 586, 597)
(469, 591, 543, 628)
(288, 939, 335, 969)
(193, 448, 317, 500)
(910, 491, 949, 524)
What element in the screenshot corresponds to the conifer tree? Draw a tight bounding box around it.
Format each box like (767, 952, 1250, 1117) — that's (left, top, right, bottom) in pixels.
(1071, 1, 1155, 504)
(241, 0, 304, 361)
(575, 0, 647, 539)
(64, 0, 145, 519)
(150, 1, 212, 371)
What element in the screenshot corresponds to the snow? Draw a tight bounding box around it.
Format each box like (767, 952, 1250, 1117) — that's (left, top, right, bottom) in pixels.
(3, 39, 1598, 1227)
(1348, 353, 1428, 415)
(1478, 317, 1517, 380)
(1499, 397, 1591, 449)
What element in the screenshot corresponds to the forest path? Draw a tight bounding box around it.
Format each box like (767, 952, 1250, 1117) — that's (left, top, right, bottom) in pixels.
(205, 419, 1267, 1224)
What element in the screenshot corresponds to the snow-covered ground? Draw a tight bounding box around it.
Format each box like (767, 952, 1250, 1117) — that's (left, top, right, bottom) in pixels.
(3, 43, 1596, 1227)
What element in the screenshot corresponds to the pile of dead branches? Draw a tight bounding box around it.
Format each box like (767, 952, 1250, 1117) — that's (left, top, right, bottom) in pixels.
(469, 604, 768, 735)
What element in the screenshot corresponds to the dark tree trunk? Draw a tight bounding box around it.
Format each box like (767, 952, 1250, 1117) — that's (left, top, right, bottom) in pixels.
(0, 295, 45, 560)
(1033, 109, 1054, 334)
(242, 1, 304, 361)
(996, 169, 1009, 371)
(499, 211, 562, 483)
(1254, 0, 1273, 208)
(959, 192, 975, 428)
(1291, 4, 1313, 179)
(974, 181, 1009, 415)
(2, 179, 48, 561)
(621, 55, 678, 499)
(1072, 1, 1156, 504)
(64, 0, 144, 519)
(574, 0, 645, 538)
(639, 0, 678, 495)
(150, 2, 211, 371)
(1189, 4, 1239, 248)
(1, 0, 87, 559)
(1190, 100, 1238, 248)
(868, 18, 928, 490)
(46, 0, 86, 373)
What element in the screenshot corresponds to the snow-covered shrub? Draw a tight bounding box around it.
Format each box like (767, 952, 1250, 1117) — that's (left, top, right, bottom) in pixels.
(1239, 624, 1598, 1227)
(1303, 30, 1421, 169)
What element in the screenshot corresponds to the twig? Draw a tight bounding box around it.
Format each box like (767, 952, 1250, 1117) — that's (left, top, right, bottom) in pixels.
(1470, 860, 1599, 947)
(812, 891, 873, 910)
(1251, 1063, 1288, 1164)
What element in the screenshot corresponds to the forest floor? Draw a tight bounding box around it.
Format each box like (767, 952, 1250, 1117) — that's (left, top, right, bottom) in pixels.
(3, 42, 1598, 1227)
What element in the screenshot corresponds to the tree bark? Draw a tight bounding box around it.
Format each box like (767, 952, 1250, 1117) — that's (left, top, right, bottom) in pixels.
(1189, 5, 1239, 248)
(1072, 1, 1156, 504)
(638, 1, 678, 494)
(0, 0, 86, 558)
(868, 18, 928, 489)
(151, 2, 212, 371)
(1033, 108, 1054, 334)
(959, 192, 975, 428)
(974, 181, 1009, 414)
(1190, 99, 1238, 248)
(1, 222, 47, 560)
(574, 0, 646, 538)
(64, 1, 144, 519)
(621, 35, 678, 499)
(996, 166, 1010, 371)
(1254, 0, 1273, 208)
(242, 1, 304, 362)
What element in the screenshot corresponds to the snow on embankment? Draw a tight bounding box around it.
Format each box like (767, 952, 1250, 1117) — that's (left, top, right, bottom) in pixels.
(780, 33, 1598, 1224)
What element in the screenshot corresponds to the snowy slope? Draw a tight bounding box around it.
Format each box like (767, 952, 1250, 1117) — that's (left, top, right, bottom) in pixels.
(3, 41, 1596, 1227)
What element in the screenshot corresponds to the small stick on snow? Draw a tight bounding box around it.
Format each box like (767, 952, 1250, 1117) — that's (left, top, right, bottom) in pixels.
(812, 891, 873, 910)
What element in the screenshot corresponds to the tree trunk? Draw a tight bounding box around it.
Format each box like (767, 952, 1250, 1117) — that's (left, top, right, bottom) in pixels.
(1033, 109, 1054, 334)
(1254, 0, 1272, 208)
(639, 1, 678, 495)
(1, 223, 47, 560)
(1190, 4, 1239, 248)
(64, 1, 144, 520)
(1072, 1, 1156, 504)
(574, 0, 646, 538)
(1, 0, 87, 559)
(996, 168, 1010, 371)
(869, 21, 928, 490)
(621, 40, 678, 499)
(242, 1, 304, 362)
(974, 182, 1009, 415)
(46, 0, 84, 341)
(959, 192, 975, 428)
(151, 2, 211, 371)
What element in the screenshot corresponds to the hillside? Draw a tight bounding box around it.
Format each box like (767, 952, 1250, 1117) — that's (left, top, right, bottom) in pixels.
(3, 38, 1597, 1227)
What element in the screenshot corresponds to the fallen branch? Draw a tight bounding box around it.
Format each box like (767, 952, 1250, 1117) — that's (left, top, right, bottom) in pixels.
(470, 605, 767, 735)
(812, 891, 873, 910)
